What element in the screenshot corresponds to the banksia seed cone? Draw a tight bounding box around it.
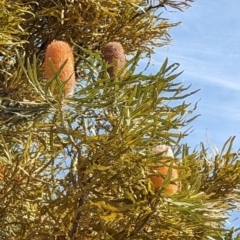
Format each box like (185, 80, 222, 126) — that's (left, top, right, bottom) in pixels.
(149, 145, 179, 195)
(44, 40, 76, 95)
(102, 42, 126, 80)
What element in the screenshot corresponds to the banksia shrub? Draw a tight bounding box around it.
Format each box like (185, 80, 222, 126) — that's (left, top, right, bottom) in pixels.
(44, 40, 76, 96)
(102, 42, 126, 80)
(149, 145, 180, 195)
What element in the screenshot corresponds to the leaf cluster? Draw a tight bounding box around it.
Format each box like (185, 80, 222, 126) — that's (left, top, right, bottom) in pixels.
(1, 47, 240, 239)
(1, 0, 193, 58)
(0, 47, 205, 239)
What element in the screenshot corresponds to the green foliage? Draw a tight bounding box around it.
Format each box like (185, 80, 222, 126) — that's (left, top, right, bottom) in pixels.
(0, 2, 27, 56)
(0, 0, 240, 239)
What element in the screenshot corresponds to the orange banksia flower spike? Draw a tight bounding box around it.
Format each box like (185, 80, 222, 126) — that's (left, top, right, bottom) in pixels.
(149, 145, 180, 195)
(102, 42, 126, 80)
(44, 40, 76, 96)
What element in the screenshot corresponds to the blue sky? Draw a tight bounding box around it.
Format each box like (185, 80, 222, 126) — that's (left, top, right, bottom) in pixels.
(145, 0, 240, 229)
(148, 0, 240, 152)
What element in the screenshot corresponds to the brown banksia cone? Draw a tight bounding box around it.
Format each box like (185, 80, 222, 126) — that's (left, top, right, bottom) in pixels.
(149, 145, 180, 195)
(102, 42, 126, 80)
(44, 40, 76, 96)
